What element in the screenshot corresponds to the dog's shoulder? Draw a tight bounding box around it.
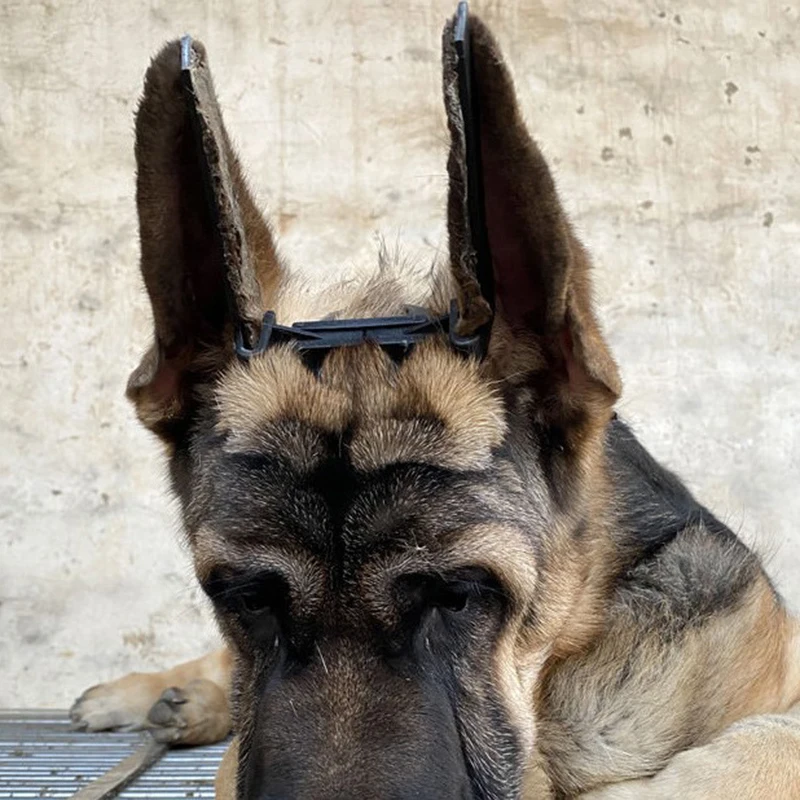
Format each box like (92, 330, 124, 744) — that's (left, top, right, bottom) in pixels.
(537, 419, 787, 795)
(606, 417, 769, 627)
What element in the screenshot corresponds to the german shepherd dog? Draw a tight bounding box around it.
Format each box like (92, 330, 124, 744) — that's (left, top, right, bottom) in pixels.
(69, 6, 800, 798)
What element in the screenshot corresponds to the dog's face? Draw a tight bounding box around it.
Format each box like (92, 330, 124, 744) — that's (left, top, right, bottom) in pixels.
(129, 11, 621, 799)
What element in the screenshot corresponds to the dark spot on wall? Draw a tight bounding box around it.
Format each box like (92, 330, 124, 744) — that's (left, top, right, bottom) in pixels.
(403, 47, 435, 63)
(21, 628, 46, 645)
(763, 212, 774, 228)
(618, 127, 633, 139)
(674, 14, 683, 24)
(387, 190, 401, 202)
(746, 145, 760, 153)
(123, 629, 156, 649)
(725, 81, 739, 103)
(643, 103, 656, 116)
(576, 105, 585, 115)
(76, 293, 101, 312)
(662, 134, 674, 145)
(744, 157, 752, 166)
(658, 10, 666, 18)
(149, 7, 168, 24)
(758, 30, 767, 37)
(601, 147, 614, 161)
(640, 200, 654, 210)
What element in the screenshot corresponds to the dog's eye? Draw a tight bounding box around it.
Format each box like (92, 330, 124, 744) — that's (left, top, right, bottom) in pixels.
(395, 568, 499, 618)
(204, 569, 289, 621)
(237, 586, 274, 616)
(432, 584, 470, 613)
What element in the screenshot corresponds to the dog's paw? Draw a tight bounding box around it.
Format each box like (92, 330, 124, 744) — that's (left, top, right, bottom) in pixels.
(146, 679, 231, 746)
(70, 673, 163, 732)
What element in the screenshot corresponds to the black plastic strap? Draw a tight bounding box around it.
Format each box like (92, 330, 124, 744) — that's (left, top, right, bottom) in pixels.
(201, 3, 494, 365)
(453, 2, 494, 316)
(180, 35, 252, 349)
(234, 300, 480, 361)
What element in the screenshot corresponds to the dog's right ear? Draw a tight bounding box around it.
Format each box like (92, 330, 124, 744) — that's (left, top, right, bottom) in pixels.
(128, 39, 283, 442)
(441, 11, 620, 440)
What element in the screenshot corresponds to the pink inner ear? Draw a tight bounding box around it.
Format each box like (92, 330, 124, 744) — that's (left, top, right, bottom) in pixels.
(150, 358, 182, 407)
(559, 326, 578, 384)
(558, 325, 597, 396)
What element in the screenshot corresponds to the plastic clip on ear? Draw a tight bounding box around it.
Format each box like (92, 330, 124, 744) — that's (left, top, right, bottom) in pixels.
(233, 304, 482, 363)
(453, 2, 494, 321)
(227, 5, 488, 365)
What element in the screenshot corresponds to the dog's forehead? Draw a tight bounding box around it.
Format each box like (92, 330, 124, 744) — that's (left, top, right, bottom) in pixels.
(214, 338, 506, 474)
(187, 340, 521, 569)
(210, 447, 486, 547)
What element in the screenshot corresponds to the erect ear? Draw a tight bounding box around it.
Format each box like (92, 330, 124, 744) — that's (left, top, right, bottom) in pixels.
(442, 10, 621, 429)
(128, 39, 283, 442)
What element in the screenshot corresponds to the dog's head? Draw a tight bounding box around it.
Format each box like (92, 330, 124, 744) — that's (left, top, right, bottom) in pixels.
(129, 9, 621, 799)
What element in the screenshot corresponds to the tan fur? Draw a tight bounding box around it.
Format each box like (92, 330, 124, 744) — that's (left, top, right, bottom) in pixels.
(215, 738, 239, 800)
(579, 703, 800, 800)
(191, 525, 328, 610)
(70, 648, 232, 746)
(537, 565, 798, 794)
(781, 616, 800, 708)
(216, 338, 506, 473)
(216, 346, 352, 437)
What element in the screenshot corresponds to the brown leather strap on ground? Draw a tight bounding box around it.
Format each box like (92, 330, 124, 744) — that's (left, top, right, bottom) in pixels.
(70, 739, 167, 800)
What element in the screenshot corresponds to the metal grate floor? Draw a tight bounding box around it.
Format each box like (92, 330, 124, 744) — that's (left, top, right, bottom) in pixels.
(0, 711, 227, 799)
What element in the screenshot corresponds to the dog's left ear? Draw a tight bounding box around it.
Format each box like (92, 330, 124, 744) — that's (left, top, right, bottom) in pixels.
(442, 11, 621, 428)
(129, 39, 284, 442)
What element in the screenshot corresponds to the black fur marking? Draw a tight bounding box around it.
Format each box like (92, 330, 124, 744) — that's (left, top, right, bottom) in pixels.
(608, 418, 735, 559)
(607, 418, 765, 630)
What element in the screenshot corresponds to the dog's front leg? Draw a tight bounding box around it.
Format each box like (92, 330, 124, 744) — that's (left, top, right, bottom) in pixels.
(70, 647, 232, 745)
(215, 737, 238, 799)
(578, 702, 800, 800)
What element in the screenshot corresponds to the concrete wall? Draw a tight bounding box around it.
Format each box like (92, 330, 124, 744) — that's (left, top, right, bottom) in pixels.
(1, 0, 798, 708)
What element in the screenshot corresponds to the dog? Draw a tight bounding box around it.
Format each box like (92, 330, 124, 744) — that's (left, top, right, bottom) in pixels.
(68, 6, 800, 798)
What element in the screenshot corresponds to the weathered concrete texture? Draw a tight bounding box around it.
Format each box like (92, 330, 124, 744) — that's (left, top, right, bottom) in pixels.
(1, 0, 798, 707)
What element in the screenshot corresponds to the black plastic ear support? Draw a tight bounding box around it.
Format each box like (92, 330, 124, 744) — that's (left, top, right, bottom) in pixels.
(183, 4, 490, 365)
(234, 300, 481, 361)
(180, 34, 255, 350)
(453, 1, 494, 315)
